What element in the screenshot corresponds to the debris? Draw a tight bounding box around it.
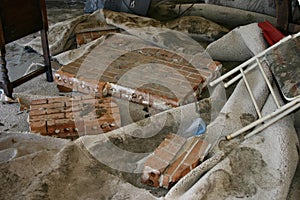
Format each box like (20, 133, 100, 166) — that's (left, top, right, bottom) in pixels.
(164, 15, 229, 42)
(142, 133, 209, 189)
(210, 32, 300, 140)
(17, 97, 30, 111)
(54, 36, 210, 110)
(265, 32, 300, 100)
(74, 19, 119, 47)
(181, 118, 206, 138)
(29, 96, 121, 139)
(0, 89, 18, 104)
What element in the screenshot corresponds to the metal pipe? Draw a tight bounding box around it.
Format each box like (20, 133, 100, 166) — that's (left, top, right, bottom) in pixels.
(256, 58, 281, 108)
(244, 102, 300, 139)
(240, 68, 262, 118)
(224, 62, 257, 88)
(209, 35, 292, 87)
(226, 97, 300, 140)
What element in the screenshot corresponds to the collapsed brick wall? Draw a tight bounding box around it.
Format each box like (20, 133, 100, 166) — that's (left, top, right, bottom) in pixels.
(29, 95, 121, 139)
(55, 34, 215, 110)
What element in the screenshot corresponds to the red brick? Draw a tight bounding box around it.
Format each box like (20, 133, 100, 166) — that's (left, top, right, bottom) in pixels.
(29, 96, 121, 139)
(76, 34, 85, 46)
(29, 121, 47, 134)
(144, 156, 169, 174)
(161, 174, 171, 188)
(30, 113, 65, 121)
(47, 97, 69, 104)
(47, 119, 76, 135)
(30, 98, 47, 105)
(164, 151, 187, 177)
(155, 147, 176, 162)
(142, 134, 209, 189)
(141, 166, 161, 187)
(54, 40, 213, 109)
(30, 108, 47, 116)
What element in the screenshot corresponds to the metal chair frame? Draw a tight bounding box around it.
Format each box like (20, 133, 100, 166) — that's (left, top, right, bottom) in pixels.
(209, 32, 300, 140)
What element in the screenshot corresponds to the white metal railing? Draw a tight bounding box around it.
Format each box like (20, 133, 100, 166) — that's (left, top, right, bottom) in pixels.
(209, 32, 300, 140)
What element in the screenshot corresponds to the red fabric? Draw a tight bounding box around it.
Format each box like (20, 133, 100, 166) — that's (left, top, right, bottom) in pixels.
(258, 21, 285, 46)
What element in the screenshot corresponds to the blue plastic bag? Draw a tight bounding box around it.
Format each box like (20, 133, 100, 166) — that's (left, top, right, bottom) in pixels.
(182, 118, 206, 138)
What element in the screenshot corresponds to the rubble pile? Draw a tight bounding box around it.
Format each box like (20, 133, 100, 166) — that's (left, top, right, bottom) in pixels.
(29, 96, 121, 139)
(0, 1, 299, 199)
(142, 133, 209, 189)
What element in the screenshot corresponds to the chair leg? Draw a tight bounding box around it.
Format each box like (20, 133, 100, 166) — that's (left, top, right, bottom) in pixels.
(0, 48, 13, 98)
(40, 29, 53, 82)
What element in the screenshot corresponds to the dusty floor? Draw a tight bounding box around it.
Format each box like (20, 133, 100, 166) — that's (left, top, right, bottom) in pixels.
(0, 0, 299, 199)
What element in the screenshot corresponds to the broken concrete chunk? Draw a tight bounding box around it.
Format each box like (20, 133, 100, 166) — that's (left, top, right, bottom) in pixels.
(205, 23, 267, 61)
(29, 96, 121, 139)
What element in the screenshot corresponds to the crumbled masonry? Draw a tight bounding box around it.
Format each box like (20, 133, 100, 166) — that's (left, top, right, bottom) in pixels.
(29, 96, 121, 139)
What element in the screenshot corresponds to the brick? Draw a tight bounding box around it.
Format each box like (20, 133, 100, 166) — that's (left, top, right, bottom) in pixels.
(30, 113, 65, 121)
(76, 29, 119, 46)
(141, 133, 186, 188)
(54, 35, 215, 109)
(164, 151, 187, 178)
(29, 96, 121, 139)
(154, 148, 176, 163)
(47, 119, 76, 135)
(142, 134, 209, 189)
(29, 121, 47, 135)
(47, 97, 69, 104)
(30, 108, 47, 116)
(30, 98, 48, 105)
(142, 166, 161, 188)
